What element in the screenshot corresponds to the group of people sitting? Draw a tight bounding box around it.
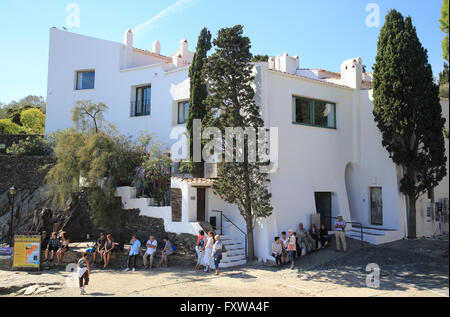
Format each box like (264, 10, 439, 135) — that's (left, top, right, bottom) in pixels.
(272, 216, 348, 269)
(271, 223, 330, 269)
(42, 231, 70, 265)
(194, 230, 223, 275)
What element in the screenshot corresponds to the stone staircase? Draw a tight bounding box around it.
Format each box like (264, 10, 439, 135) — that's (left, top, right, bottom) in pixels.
(347, 224, 403, 245)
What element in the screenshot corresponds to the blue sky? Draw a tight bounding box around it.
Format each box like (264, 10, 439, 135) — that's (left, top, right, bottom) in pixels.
(0, 0, 446, 104)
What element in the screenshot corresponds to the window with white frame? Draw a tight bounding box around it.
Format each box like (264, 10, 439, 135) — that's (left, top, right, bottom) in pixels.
(75, 70, 95, 90)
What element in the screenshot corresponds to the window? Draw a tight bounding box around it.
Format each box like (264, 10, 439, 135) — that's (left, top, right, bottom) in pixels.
(177, 101, 189, 124)
(76, 71, 95, 90)
(132, 85, 151, 117)
(292, 96, 336, 129)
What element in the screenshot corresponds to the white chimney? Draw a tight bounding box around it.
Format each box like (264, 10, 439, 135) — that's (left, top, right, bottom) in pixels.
(179, 39, 189, 59)
(271, 53, 299, 75)
(152, 40, 161, 55)
(122, 29, 134, 68)
(340, 57, 363, 89)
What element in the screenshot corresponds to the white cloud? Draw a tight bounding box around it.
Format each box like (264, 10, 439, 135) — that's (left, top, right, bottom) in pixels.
(132, 0, 198, 35)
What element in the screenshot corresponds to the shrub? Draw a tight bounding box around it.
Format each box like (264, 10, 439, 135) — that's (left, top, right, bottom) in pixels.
(6, 136, 54, 156)
(0, 118, 26, 134)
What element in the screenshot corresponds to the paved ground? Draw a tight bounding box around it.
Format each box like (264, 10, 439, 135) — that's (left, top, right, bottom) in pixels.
(0, 237, 448, 297)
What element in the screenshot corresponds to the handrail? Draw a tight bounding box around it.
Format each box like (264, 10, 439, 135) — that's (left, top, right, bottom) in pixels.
(323, 216, 364, 248)
(212, 210, 248, 260)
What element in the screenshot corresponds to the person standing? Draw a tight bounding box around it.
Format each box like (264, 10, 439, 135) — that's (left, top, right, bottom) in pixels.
(280, 232, 289, 265)
(203, 232, 214, 272)
(103, 234, 115, 268)
(335, 216, 347, 253)
(272, 237, 283, 267)
(77, 252, 90, 295)
(143, 236, 157, 269)
(195, 230, 206, 271)
(124, 235, 141, 272)
(287, 230, 297, 269)
(211, 235, 223, 275)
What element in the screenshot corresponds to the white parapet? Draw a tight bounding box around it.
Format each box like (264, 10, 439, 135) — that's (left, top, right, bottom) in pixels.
(115, 186, 203, 235)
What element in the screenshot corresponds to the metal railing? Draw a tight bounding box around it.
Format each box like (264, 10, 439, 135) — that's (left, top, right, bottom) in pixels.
(212, 210, 248, 260)
(130, 100, 151, 117)
(323, 216, 364, 248)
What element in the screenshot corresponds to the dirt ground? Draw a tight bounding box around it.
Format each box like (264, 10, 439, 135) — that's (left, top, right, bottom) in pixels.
(1, 237, 448, 297)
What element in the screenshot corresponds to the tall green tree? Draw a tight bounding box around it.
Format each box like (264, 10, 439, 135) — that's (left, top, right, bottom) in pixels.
(186, 27, 212, 177)
(373, 10, 447, 238)
(440, 0, 449, 62)
(204, 25, 273, 260)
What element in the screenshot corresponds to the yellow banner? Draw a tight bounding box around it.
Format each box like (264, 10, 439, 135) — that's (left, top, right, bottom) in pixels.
(13, 235, 41, 268)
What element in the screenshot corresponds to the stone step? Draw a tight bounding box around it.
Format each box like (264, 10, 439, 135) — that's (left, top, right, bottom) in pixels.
(222, 252, 246, 261)
(219, 259, 247, 268)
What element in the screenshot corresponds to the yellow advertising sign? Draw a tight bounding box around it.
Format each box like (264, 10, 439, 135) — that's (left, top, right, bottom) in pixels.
(13, 235, 41, 269)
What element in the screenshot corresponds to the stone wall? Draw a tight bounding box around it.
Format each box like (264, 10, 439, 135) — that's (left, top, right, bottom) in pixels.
(0, 135, 42, 155)
(0, 155, 56, 193)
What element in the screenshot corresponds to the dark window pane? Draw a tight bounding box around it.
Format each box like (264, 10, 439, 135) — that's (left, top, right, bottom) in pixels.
(76, 71, 95, 90)
(314, 101, 336, 128)
(295, 98, 311, 125)
(184, 101, 189, 122)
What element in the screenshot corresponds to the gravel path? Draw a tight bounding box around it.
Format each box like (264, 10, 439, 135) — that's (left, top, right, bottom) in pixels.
(1, 237, 448, 297)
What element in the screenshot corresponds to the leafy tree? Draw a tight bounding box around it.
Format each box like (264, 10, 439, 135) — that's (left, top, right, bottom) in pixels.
(72, 100, 108, 133)
(20, 108, 46, 134)
(440, 0, 449, 62)
(186, 27, 212, 177)
(373, 10, 447, 238)
(0, 119, 25, 134)
(438, 62, 449, 98)
(204, 25, 273, 260)
(6, 136, 53, 156)
(251, 54, 269, 62)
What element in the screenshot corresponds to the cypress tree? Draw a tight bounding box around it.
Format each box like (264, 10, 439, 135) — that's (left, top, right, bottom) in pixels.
(186, 27, 212, 177)
(204, 25, 273, 260)
(373, 10, 447, 238)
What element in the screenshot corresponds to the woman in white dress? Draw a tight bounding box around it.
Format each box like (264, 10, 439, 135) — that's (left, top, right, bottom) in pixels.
(203, 231, 214, 272)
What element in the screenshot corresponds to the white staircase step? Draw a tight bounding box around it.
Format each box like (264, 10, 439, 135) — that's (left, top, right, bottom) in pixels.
(222, 253, 246, 261)
(219, 259, 247, 268)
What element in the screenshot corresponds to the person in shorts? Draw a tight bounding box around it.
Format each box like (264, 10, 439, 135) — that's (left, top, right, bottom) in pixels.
(44, 232, 60, 263)
(77, 252, 90, 295)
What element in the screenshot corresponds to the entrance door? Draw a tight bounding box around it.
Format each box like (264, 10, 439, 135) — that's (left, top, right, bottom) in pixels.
(314, 192, 332, 230)
(197, 187, 206, 222)
(370, 187, 383, 225)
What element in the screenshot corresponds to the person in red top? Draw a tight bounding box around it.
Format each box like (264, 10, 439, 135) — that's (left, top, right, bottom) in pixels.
(195, 230, 205, 270)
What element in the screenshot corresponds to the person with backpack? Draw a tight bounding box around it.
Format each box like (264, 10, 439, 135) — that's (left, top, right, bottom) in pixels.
(195, 230, 206, 271)
(160, 237, 175, 267)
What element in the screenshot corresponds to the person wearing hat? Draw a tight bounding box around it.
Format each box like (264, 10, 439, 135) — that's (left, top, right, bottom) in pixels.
(287, 229, 297, 269)
(334, 215, 347, 252)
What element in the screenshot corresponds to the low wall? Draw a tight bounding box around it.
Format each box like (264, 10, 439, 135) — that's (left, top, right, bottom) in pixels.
(0, 155, 56, 193)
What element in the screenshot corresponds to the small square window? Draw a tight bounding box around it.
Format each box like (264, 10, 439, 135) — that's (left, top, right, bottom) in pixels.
(76, 71, 95, 90)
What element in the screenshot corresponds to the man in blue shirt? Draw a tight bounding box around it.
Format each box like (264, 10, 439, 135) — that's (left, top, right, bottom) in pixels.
(125, 235, 142, 272)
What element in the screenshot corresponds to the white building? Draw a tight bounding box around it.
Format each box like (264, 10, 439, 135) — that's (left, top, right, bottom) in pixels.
(46, 28, 449, 265)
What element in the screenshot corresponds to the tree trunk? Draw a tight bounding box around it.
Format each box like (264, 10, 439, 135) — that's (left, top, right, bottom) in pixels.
(406, 194, 417, 239)
(246, 215, 255, 261)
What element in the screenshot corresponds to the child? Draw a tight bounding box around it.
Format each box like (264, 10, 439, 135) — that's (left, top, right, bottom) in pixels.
(77, 252, 90, 295)
(272, 237, 283, 267)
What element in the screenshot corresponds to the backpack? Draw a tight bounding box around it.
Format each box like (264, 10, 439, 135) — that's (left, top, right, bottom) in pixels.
(172, 244, 177, 252)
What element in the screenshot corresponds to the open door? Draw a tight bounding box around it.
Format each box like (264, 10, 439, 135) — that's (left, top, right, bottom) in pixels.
(314, 192, 332, 230)
(370, 187, 383, 225)
(197, 187, 206, 222)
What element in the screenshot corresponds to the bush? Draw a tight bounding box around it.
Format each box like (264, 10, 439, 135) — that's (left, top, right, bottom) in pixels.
(439, 83, 449, 98)
(20, 108, 46, 134)
(6, 136, 54, 156)
(0, 118, 26, 134)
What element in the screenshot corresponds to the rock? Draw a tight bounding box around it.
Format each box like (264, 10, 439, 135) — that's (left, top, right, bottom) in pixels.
(24, 285, 39, 295)
(16, 287, 28, 295)
(34, 287, 49, 294)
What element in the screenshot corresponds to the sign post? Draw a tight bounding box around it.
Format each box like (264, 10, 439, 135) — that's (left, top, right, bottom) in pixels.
(12, 235, 41, 271)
